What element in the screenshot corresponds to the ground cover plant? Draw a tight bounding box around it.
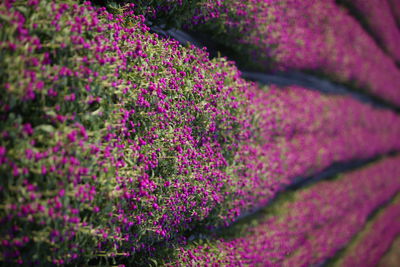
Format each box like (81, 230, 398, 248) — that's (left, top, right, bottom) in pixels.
(171, 156, 400, 266)
(1, 0, 400, 265)
(193, 0, 400, 106)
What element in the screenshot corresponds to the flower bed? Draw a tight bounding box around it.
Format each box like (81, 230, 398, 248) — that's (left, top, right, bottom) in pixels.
(1, 0, 400, 265)
(196, 0, 400, 106)
(172, 156, 400, 266)
(339, 0, 400, 62)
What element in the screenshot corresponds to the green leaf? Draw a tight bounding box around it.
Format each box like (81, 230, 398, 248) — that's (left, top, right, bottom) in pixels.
(35, 124, 55, 133)
(0, 13, 11, 23)
(149, 258, 158, 266)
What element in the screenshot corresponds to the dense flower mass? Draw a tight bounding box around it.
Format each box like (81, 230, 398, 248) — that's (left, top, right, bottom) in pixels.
(0, 0, 255, 264)
(232, 85, 400, 212)
(340, 0, 400, 62)
(334, 196, 400, 267)
(173, 156, 400, 266)
(196, 0, 400, 106)
(1, 0, 400, 265)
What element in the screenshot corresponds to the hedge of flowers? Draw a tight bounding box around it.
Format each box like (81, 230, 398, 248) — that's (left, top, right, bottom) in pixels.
(339, 0, 400, 63)
(195, 0, 400, 106)
(171, 156, 400, 266)
(1, 0, 400, 265)
(333, 196, 400, 267)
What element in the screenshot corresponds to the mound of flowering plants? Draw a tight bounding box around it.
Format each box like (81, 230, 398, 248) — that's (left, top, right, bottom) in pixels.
(171, 156, 400, 266)
(195, 0, 400, 106)
(339, 0, 400, 62)
(0, 0, 256, 264)
(332, 196, 400, 267)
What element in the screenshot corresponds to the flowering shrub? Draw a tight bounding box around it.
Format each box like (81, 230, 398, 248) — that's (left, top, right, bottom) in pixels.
(196, 0, 400, 106)
(333, 196, 400, 267)
(340, 0, 400, 62)
(172, 156, 400, 266)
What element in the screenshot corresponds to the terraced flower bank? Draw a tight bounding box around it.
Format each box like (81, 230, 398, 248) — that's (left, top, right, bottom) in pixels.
(195, 0, 400, 106)
(1, 0, 399, 265)
(171, 156, 400, 266)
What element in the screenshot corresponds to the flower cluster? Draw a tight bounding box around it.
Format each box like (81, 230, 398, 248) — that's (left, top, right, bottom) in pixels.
(172, 156, 400, 266)
(197, 0, 400, 106)
(340, 0, 400, 62)
(335, 196, 400, 267)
